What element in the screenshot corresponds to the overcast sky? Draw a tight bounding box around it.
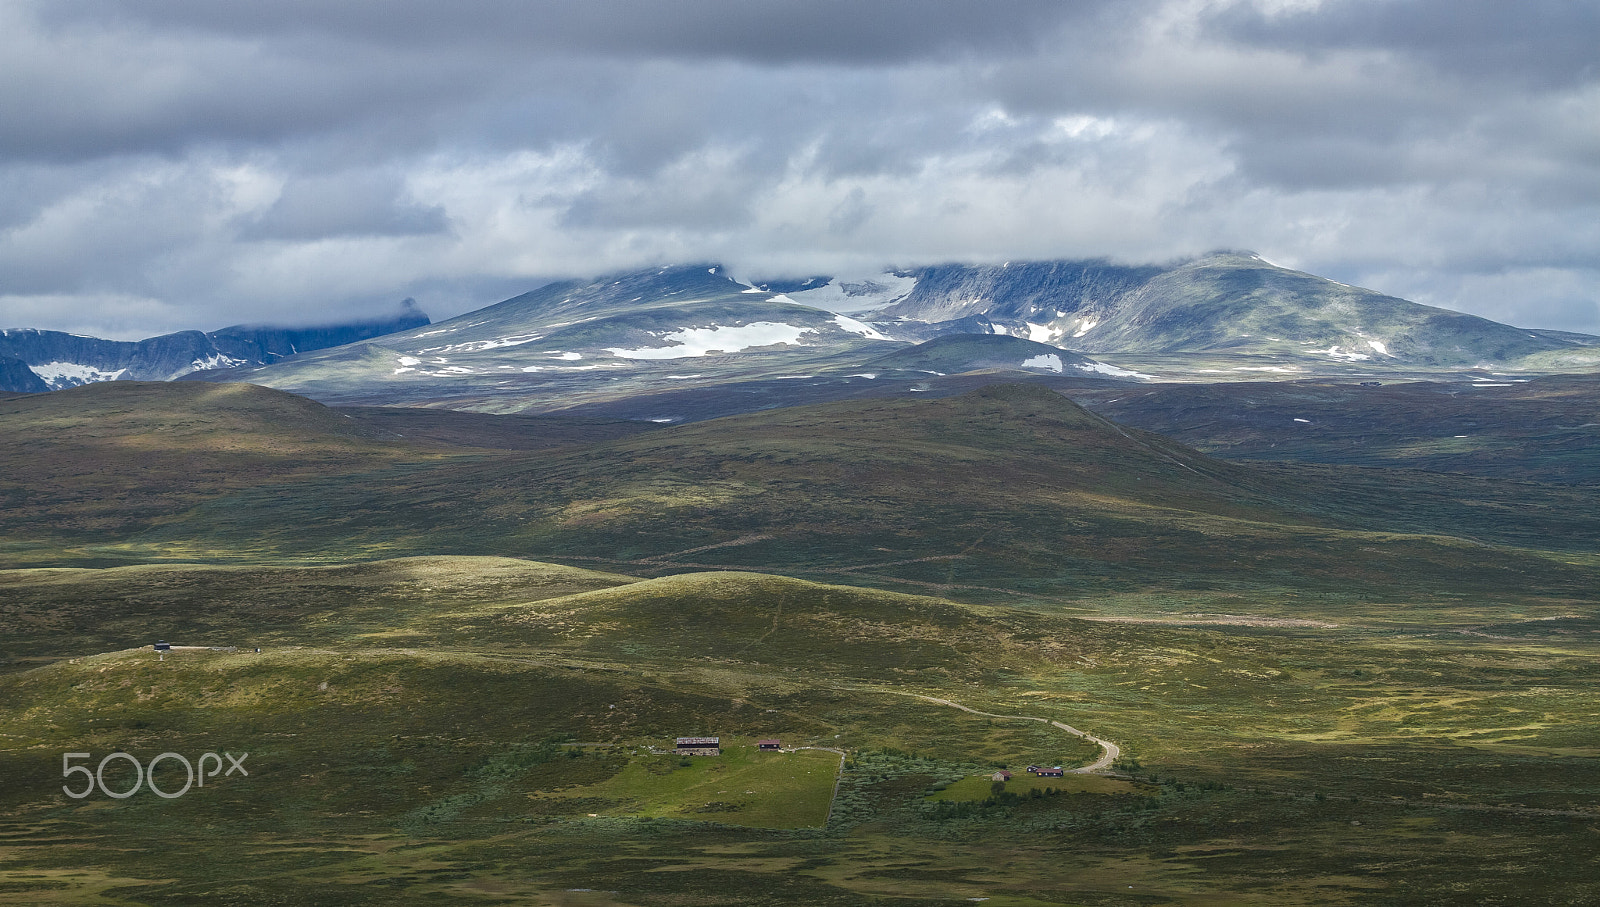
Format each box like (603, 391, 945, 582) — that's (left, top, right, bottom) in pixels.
(2, 0, 1597, 339)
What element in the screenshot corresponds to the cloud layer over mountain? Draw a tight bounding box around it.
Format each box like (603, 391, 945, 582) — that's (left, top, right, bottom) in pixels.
(2, 0, 1596, 338)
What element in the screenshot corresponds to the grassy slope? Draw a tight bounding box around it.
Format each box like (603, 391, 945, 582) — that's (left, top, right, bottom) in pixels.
(333, 406, 663, 451)
(66, 383, 1595, 622)
(4, 381, 1600, 902)
(2, 565, 1597, 904)
(0, 556, 637, 669)
(1072, 374, 1600, 483)
(0, 382, 449, 538)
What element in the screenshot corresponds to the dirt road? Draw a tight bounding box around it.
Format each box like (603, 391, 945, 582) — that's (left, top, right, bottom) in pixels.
(904, 694, 1121, 773)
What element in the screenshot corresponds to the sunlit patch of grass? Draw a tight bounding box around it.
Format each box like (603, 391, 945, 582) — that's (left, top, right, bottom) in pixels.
(533, 743, 840, 828)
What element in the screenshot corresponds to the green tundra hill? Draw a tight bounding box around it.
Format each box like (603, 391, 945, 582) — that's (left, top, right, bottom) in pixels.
(2, 558, 1598, 904)
(1070, 373, 1600, 483)
(0, 381, 439, 538)
(5, 382, 1598, 625)
(0, 555, 634, 669)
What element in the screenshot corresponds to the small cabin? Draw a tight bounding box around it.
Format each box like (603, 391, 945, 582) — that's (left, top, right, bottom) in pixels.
(757, 739, 782, 750)
(154, 641, 171, 652)
(1036, 766, 1065, 777)
(991, 770, 1012, 782)
(675, 736, 721, 756)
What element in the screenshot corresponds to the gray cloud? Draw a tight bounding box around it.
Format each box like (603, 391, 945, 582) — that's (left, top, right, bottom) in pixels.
(42, 0, 1106, 63)
(1206, 0, 1600, 89)
(243, 171, 450, 241)
(0, 0, 1596, 338)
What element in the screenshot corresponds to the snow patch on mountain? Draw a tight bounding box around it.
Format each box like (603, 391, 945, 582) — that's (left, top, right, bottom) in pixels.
(431, 334, 545, 353)
(783, 273, 917, 313)
(1076, 361, 1154, 380)
(181, 353, 250, 376)
(832, 314, 894, 341)
(28, 361, 128, 389)
(1021, 353, 1064, 373)
(1026, 322, 1060, 343)
(607, 322, 812, 360)
(1318, 345, 1371, 362)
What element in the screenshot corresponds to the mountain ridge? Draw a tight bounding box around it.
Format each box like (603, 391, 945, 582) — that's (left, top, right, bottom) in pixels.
(0, 300, 430, 392)
(18, 252, 1600, 410)
(871, 251, 1598, 366)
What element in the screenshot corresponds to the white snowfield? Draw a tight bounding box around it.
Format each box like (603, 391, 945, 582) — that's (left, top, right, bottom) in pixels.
(1026, 322, 1065, 343)
(783, 273, 917, 313)
(606, 322, 813, 359)
(832, 314, 894, 341)
(27, 361, 128, 389)
(1021, 353, 1064, 373)
(1076, 361, 1154, 380)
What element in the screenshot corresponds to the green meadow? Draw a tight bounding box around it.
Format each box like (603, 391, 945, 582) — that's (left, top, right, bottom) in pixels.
(531, 743, 841, 828)
(1, 381, 1598, 903)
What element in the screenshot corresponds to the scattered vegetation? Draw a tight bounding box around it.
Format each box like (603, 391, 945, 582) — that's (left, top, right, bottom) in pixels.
(1, 381, 1597, 903)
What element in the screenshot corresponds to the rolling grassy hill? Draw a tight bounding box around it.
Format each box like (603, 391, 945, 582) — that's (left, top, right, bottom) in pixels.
(2, 560, 1598, 904)
(0, 382, 435, 538)
(6, 315, 1600, 902)
(0, 382, 667, 562)
(41, 383, 1581, 622)
(1071, 373, 1600, 483)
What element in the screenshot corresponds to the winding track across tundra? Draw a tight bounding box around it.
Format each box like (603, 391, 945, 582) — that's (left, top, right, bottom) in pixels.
(903, 693, 1122, 773)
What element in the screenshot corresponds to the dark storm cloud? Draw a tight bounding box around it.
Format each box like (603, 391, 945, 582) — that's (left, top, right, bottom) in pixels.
(1207, 0, 1600, 89)
(41, 0, 1110, 63)
(1, 0, 1596, 338)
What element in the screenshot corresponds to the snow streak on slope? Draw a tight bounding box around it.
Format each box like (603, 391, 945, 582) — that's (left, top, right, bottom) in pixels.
(607, 323, 812, 359)
(833, 314, 894, 341)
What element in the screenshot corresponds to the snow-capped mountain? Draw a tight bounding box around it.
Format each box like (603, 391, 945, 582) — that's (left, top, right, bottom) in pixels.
(187, 254, 1600, 416)
(75, 252, 1600, 416)
(873, 252, 1597, 367)
(0, 301, 430, 392)
(185, 264, 1149, 415)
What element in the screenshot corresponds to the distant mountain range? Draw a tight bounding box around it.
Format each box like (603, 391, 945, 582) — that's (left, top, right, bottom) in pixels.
(10, 253, 1598, 412)
(0, 300, 429, 393)
(868, 252, 1599, 366)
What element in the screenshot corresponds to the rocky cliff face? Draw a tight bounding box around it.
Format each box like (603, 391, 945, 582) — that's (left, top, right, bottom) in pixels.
(0, 356, 50, 394)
